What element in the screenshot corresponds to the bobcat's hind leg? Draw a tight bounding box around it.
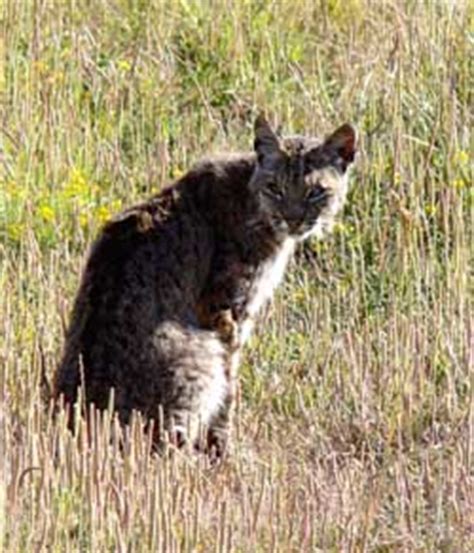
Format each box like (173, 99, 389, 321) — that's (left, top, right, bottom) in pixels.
(150, 406, 202, 454)
(151, 321, 231, 456)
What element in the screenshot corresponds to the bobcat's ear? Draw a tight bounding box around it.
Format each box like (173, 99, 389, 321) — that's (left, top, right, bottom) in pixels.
(254, 114, 281, 164)
(323, 123, 357, 170)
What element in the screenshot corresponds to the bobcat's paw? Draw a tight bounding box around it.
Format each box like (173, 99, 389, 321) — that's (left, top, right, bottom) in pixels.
(214, 309, 239, 350)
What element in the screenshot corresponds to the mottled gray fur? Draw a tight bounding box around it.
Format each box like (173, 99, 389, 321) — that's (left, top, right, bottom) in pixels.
(54, 116, 357, 456)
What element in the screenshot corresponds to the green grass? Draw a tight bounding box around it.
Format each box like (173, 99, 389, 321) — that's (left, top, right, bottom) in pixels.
(1, 0, 473, 550)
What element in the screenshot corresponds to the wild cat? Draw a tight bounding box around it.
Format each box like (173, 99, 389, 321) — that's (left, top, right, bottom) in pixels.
(54, 115, 357, 456)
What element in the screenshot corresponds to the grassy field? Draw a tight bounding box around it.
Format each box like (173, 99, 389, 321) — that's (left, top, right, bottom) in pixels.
(1, 0, 473, 550)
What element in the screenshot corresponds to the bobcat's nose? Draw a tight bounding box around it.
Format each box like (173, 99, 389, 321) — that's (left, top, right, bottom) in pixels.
(287, 219, 303, 233)
(285, 208, 305, 233)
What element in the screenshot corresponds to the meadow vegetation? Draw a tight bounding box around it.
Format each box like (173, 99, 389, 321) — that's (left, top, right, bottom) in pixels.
(0, 0, 473, 550)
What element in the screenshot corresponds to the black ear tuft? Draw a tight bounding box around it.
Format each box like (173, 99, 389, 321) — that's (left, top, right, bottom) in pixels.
(254, 113, 280, 163)
(325, 123, 357, 168)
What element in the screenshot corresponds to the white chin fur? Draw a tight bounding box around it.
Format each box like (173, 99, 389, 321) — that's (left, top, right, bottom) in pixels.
(297, 218, 333, 241)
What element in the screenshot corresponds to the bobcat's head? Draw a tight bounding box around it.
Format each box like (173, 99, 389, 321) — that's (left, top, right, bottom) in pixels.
(249, 115, 357, 241)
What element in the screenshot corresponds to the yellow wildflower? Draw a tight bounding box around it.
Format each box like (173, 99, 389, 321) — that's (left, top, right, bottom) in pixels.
(452, 179, 466, 190)
(333, 222, 346, 234)
(454, 150, 469, 167)
(6, 180, 26, 199)
(7, 222, 24, 241)
(172, 167, 184, 179)
(78, 212, 89, 229)
(141, 77, 154, 92)
(38, 204, 55, 223)
(60, 47, 71, 60)
(64, 168, 88, 198)
(291, 288, 307, 303)
(96, 205, 111, 223)
(110, 199, 123, 213)
(117, 59, 131, 72)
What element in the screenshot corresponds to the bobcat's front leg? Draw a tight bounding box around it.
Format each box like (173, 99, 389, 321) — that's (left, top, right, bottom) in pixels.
(209, 335, 242, 460)
(207, 385, 234, 460)
(195, 299, 241, 460)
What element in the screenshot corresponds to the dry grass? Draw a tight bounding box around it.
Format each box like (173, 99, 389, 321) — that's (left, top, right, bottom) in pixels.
(1, 0, 473, 551)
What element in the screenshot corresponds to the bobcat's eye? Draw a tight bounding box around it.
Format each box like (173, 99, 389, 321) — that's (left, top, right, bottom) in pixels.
(265, 181, 283, 199)
(306, 184, 327, 204)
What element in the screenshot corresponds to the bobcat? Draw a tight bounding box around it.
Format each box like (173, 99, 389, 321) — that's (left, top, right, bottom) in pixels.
(54, 115, 357, 456)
